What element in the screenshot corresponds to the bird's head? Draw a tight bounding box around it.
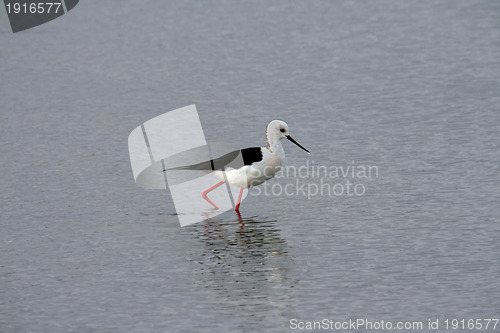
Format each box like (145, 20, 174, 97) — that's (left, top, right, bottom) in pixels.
(267, 120, 310, 153)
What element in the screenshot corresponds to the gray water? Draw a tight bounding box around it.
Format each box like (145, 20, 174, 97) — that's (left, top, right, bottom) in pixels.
(1, 1, 499, 332)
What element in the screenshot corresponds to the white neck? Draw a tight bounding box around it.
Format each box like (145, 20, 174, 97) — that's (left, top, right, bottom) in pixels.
(267, 132, 284, 153)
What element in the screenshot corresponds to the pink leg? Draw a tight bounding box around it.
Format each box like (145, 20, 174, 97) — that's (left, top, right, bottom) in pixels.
(235, 187, 244, 212)
(202, 181, 225, 209)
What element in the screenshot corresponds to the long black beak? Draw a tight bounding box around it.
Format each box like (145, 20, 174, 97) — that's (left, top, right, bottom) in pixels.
(286, 135, 310, 154)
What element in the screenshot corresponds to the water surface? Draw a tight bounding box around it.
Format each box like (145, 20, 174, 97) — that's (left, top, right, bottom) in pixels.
(1, 1, 499, 331)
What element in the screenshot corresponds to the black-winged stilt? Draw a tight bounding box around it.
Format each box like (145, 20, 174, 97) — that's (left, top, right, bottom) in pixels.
(164, 120, 309, 212)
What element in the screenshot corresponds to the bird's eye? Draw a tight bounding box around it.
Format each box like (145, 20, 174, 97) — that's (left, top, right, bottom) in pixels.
(280, 128, 285, 133)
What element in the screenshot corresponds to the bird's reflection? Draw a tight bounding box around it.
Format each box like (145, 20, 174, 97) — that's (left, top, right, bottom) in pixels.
(189, 213, 294, 311)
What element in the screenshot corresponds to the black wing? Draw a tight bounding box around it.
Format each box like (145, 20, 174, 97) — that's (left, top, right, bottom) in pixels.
(241, 147, 263, 166)
(164, 147, 262, 172)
